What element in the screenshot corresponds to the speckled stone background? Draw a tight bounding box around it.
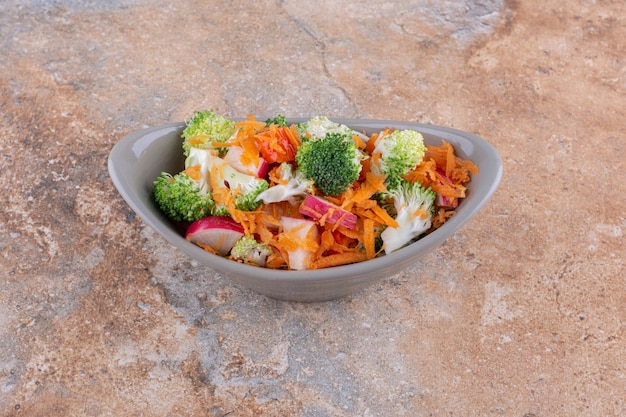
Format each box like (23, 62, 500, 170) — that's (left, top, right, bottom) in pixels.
(1, 0, 625, 416)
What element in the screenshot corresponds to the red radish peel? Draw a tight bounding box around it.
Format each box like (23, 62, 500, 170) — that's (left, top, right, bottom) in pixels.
(299, 195, 357, 229)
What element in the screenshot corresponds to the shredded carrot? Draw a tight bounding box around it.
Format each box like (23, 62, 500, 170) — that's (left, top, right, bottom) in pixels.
(195, 242, 218, 254)
(363, 218, 376, 259)
(234, 116, 266, 133)
(211, 141, 234, 148)
(370, 205, 399, 228)
(432, 207, 456, 228)
(275, 233, 300, 252)
(445, 140, 455, 178)
(254, 125, 297, 163)
(405, 141, 478, 202)
(256, 222, 276, 243)
(183, 164, 202, 181)
(342, 172, 384, 210)
(411, 208, 429, 221)
(423, 141, 478, 179)
(187, 134, 209, 147)
(335, 226, 361, 240)
(312, 252, 368, 269)
(359, 158, 371, 181)
(238, 130, 261, 166)
(315, 230, 336, 259)
(276, 222, 319, 253)
(265, 251, 287, 269)
(352, 134, 367, 150)
(287, 124, 302, 151)
(365, 132, 379, 154)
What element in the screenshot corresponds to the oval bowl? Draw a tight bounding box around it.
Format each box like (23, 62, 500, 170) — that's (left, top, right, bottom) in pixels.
(108, 118, 502, 302)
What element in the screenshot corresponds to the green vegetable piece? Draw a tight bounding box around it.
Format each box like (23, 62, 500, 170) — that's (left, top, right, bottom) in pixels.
(231, 235, 272, 266)
(181, 110, 235, 157)
(295, 132, 363, 197)
(372, 129, 426, 190)
(152, 171, 214, 222)
(265, 114, 287, 127)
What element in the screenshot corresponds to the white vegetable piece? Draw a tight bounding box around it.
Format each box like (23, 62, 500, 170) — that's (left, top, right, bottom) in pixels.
(280, 217, 319, 270)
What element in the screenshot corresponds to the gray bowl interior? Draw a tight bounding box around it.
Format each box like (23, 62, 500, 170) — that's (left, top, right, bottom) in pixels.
(108, 119, 502, 302)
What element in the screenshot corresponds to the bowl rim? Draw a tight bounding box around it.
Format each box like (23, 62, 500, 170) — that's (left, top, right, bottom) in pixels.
(108, 118, 502, 281)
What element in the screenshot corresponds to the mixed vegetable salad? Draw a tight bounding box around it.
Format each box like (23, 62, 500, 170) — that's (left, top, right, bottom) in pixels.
(152, 111, 478, 270)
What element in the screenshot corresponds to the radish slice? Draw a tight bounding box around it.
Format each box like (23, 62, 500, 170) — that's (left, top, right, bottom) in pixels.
(280, 217, 319, 271)
(224, 145, 269, 178)
(435, 168, 459, 208)
(436, 193, 458, 209)
(185, 216, 244, 256)
(299, 195, 358, 229)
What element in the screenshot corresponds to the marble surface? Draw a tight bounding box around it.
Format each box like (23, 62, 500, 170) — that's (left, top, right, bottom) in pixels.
(1, 0, 624, 415)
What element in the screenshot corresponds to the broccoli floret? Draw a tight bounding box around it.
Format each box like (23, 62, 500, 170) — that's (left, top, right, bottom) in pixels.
(371, 129, 427, 190)
(181, 110, 236, 157)
(152, 170, 214, 222)
(265, 114, 287, 127)
(296, 115, 360, 140)
(207, 155, 269, 211)
(380, 179, 436, 254)
(232, 178, 269, 211)
(295, 132, 364, 197)
(255, 162, 314, 204)
(231, 235, 273, 266)
(211, 204, 231, 217)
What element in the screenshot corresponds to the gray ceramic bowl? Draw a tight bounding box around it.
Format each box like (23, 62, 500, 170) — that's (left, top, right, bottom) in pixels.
(108, 118, 501, 302)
